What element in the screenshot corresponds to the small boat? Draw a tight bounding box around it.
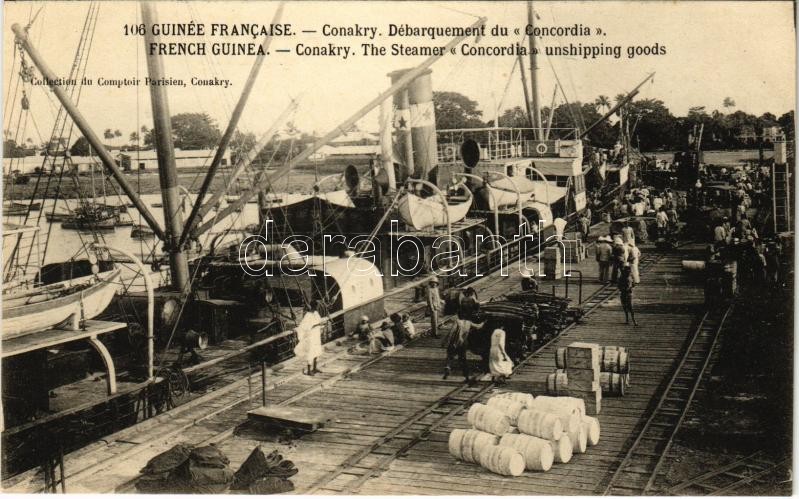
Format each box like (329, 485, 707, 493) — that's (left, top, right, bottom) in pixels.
(2, 267, 122, 339)
(61, 216, 116, 231)
(398, 188, 473, 231)
(225, 194, 258, 204)
(131, 224, 156, 239)
(45, 211, 73, 222)
(8, 201, 41, 211)
(3, 205, 28, 217)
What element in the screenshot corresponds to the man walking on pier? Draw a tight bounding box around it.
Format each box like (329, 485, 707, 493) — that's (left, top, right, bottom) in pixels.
(618, 265, 638, 326)
(596, 235, 612, 284)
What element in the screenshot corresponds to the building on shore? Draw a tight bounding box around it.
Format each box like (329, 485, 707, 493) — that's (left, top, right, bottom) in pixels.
(117, 148, 231, 171)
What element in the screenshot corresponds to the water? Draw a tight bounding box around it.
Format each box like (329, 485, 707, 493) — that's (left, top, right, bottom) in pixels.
(4, 193, 262, 288)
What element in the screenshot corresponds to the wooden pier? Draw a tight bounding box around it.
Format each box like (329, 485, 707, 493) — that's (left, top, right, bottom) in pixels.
(2, 237, 716, 494)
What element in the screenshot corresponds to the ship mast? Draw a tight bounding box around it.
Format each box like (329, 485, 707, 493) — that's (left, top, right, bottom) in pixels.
(11, 23, 165, 241)
(527, 1, 543, 139)
(140, 2, 190, 292)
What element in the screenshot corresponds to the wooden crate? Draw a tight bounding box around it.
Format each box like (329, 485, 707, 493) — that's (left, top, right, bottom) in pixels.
(566, 342, 600, 371)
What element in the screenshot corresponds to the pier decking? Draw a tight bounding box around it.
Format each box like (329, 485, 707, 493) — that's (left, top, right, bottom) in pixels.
(3, 237, 711, 494)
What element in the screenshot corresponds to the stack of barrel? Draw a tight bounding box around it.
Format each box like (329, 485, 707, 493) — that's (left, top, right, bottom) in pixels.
(448, 392, 600, 477)
(549, 342, 631, 414)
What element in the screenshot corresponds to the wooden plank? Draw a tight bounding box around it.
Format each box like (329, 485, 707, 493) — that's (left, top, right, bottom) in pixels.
(247, 405, 332, 431)
(2, 320, 126, 357)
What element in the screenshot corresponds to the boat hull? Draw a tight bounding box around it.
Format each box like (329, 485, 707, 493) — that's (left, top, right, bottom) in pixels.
(3, 268, 122, 339)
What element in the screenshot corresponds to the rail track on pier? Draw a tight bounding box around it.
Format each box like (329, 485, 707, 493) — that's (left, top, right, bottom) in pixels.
(6, 239, 722, 495)
(601, 303, 734, 495)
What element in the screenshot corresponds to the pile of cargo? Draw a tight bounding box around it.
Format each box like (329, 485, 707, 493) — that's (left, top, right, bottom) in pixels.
(547, 342, 631, 413)
(448, 392, 600, 476)
(504, 292, 574, 337)
(136, 444, 297, 494)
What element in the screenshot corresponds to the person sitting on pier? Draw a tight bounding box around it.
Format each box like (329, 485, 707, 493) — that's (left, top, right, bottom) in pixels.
(618, 265, 638, 326)
(365, 321, 395, 354)
(294, 300, 325, 376)
(402, 313, 417, 339)
(426, 276, 445, 338)
(390, 313, 408, 345)
(351, 315, 373, 342)
(520, 267, 539, 292)
(489, 328, 514, 385)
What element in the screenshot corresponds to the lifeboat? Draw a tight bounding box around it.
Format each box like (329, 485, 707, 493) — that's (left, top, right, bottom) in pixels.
(482, 176, 537, 210)
(398, 187, 473, 231)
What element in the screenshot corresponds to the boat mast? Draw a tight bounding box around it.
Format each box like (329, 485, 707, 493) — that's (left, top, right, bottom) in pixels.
(140, 2, 190, 292)
(527, 2, 543, 139)
(517, 53, 534, 129)
(11, 23, 166, 240)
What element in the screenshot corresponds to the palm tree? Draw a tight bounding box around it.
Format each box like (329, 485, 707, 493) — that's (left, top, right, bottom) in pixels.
(594, 95, 611, 113)
(103, 128, 114, 142)
(129, 131, 139, 145)
(723, 97, 735, 109)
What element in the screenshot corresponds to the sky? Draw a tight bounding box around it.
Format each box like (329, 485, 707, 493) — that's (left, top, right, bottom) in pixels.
(2, 1, 796, 147)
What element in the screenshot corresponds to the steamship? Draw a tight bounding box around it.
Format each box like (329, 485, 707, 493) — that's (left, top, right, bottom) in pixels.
(1, 2, 641, 479)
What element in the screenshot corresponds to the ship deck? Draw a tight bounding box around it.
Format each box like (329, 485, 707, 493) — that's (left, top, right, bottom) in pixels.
(3, 228, 716, 495)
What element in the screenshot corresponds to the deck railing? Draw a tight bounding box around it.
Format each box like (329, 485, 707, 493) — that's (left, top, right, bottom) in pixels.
(436, 127, 579, 163)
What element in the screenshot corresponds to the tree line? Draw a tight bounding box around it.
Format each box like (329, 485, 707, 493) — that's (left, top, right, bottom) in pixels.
(4, 95, 794, 162)
(433, 91, 794, 152)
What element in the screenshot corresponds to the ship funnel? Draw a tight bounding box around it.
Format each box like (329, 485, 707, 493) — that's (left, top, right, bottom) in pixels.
(388, 68, 438, 185)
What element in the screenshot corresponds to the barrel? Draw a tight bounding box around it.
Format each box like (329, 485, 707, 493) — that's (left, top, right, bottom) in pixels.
(487, 397, 525, 425)
(499, 434, 554, 471)
(529, 396, 584, 432)
(567, 424, 588, 454)
(467, 403, 511, 436)
(449, 429, 499, 463)
(600, 346, 630, 374)
(517, 409, 563, 441)
(581, 415, 600, 446)
(494, 392, 535, 409)
(546, 372, 569, 396)
(477, 444, 525, 477)
(599, 372, 626, 396)
(549, 434, 573, 464)
(682, 260, 706, 272)
(555, 347, 567, 369)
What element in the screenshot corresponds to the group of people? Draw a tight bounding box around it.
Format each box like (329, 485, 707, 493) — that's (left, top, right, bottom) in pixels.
(595, 231, 641, 326)
(350, 311, 417, 354)
(609, 186, 686, 226)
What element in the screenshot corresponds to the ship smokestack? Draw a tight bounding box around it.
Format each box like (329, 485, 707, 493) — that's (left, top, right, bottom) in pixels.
(389, 68, 438, 184)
